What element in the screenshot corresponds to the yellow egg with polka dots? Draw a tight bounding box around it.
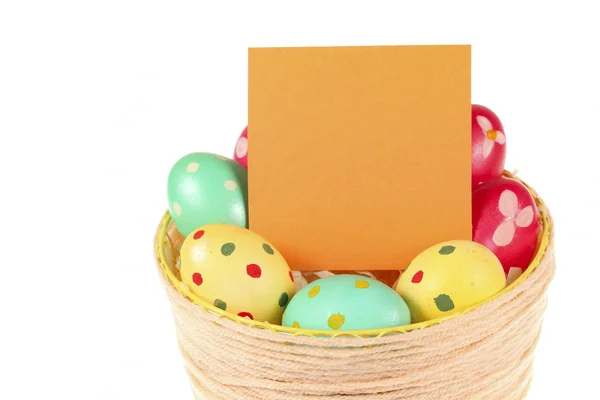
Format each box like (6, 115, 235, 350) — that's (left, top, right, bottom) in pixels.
(395, 240, 506, 323)
(179, 224, 296, 324)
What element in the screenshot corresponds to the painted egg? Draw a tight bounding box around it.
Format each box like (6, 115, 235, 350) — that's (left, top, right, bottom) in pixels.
(472, 177, 541, 283)
(282, 274, 411, 331)
(396, 240, 506, 323)
(472, 104, 507, 188)
(233, 126, 248, 169)
(179, 224, 296, 324)
(167, 152, 247, 237)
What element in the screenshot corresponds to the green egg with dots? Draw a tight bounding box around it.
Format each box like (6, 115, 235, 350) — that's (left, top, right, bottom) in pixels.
(167, 152, 248, 237)
(282, 274, 411, 331)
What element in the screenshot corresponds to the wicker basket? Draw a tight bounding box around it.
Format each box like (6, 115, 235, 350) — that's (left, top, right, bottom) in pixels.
(154, 172, 555, 400)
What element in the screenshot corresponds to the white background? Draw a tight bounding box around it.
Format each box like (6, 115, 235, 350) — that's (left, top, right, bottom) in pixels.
(1, 1, 598, 399)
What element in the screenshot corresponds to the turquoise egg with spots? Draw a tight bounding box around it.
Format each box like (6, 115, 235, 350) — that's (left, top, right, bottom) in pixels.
(282, 274, 411, 331)
(167, 152, 248, 237)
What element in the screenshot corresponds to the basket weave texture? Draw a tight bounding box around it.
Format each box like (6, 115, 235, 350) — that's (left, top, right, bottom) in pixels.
(154, 177, 555, 400)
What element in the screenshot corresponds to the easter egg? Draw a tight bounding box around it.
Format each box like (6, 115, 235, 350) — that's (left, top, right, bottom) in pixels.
(233, 126, 248, 169)
(473, 178, 541, 283)
(282, 274, 411, 331)
(396, 240, 506, 323)
(167, 152, 247, 237)
(179, 224, 296, 324)
(472, 104, 507, 188)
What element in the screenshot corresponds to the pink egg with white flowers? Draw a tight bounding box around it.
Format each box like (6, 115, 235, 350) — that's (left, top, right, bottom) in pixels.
(233, 126, 248, 169)
(472, 178, 541, 284)
(472, 105, 506, 189)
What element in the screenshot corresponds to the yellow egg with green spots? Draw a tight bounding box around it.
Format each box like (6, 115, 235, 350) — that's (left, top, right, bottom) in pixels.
(179, 224, 296, 324)
(396, 240, 506, 323)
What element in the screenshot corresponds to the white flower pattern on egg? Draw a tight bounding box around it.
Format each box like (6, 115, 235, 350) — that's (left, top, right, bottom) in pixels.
(476, 115, 506, 159)
(492, 190, 535, 247)
(235, 136, 248, 159)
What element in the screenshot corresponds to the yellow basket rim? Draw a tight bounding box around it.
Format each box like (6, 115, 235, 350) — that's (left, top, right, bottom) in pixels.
(155, 172, 551, 338)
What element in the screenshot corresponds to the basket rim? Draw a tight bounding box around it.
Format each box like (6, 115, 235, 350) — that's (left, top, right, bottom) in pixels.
(155, 171, 552, 338)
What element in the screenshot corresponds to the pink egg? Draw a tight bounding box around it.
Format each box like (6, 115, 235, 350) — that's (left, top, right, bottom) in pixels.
(233, 126, 248, 169)
(472, 178, 541, 282)
(472, 105, 507, 188)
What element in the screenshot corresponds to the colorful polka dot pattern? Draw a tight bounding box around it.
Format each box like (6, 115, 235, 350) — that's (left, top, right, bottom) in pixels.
(434, 294, 455, 312)
(172, 202, 182, 216)
(411, 270, 424, 283)
(167, 152, 248, 238)
(262, 243, 274, 255)
(181, 225, 295, 323)
(284, 276, 410, 331)
(192, 272, 203, 286)
(328, 313, 345, 330)
(308, 286, 320, 298)
(237, 312, 254, 320)
(411, 246, 457, 310)
(438, 245, 456, 255)
(246, 264, 262, 278)
(395, 241, 506, 323)
(224, 180, 238, 191)
(221, 242, 236, 256)
(214, 299, 227, 310)
(355, 280, 370, 289)
(186, 162, 200, 173)
(278, 292, 289, 307)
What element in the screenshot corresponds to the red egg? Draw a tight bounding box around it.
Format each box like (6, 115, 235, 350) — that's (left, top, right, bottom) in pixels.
(472, 105, 507, 188)
(472, 178, 541, 283)
(233, 126, 248, 169)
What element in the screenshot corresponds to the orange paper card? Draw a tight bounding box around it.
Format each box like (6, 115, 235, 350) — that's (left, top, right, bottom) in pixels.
(248, 45, 472, 271)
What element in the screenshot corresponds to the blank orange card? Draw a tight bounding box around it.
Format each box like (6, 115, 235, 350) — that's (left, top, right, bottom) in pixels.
(248, 45, 472, 271)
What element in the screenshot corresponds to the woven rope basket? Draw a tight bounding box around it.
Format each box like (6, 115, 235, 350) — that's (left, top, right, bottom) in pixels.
(154, 172, 555, 400)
